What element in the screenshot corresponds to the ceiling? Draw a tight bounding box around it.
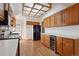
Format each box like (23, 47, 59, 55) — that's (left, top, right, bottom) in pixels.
(23, 3, 51, 18)
(10, 3, 75, 22)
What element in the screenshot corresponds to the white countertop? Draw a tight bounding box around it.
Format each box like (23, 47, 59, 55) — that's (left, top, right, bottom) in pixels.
(44, 25, 79, 39)
(0, 39, 19, 56)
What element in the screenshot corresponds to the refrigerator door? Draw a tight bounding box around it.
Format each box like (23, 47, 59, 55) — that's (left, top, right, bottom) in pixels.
(33, 25, 41, 41)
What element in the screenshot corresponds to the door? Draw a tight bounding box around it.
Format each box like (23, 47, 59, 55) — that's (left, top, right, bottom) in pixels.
(33, 25, 41, 40)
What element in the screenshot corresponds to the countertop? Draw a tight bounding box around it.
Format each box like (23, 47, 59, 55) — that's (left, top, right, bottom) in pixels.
(42, 25, 79, 39)
(0, 33, 20, 56)
(0, 39, 19, 56)
(0, 33, 20, 40)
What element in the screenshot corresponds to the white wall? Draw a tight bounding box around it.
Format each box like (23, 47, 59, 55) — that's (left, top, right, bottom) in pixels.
(14, 16, 34, 40)
(45, 25, 79, 39)
(26, 25, 33, 40)
(15, 17, 27, 39)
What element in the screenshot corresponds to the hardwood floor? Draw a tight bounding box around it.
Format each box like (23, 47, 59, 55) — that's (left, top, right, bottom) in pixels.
(20, 39, 58, 56)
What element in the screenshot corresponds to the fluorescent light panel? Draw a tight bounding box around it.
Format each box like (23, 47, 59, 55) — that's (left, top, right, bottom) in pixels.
(24, 3, 34, 7)
(34, 4, 42, 9)
(23, 3, 51, 18)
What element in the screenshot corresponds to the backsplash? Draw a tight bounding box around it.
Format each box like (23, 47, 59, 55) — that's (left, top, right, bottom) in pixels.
(45, 25, 79, 36)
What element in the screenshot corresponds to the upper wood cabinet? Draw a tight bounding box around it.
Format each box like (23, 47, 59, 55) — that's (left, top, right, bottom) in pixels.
(43, 17, 50, 28)
(0, 3, 9, 25)
(26, 21, 40, 25)
(69, 4, 79, 25)
(0, 4, 4, 21)
(63, 7, 71, 25)
(54, 11, 63, 26)
(42, 4, 79, 28)
(63, 4, 79, 25)
(50, 15, 55, 27)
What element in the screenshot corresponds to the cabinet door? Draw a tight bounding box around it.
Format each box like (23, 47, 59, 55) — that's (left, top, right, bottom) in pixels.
(43, 17, 50, 28)
(69, 4, 79, 25)
(44, 35, 50, 48)
(56, 36, 63, 55)
(50, 15, 55, 27)
(43, 19, 46, 28)
(54, 11, 63, 26)
(63, 4, 79, 25)
(41, 34, 50, 48)
(41, 34, 45, 43)
(63, 38, 74, 56)
(63, 7, 71, 25)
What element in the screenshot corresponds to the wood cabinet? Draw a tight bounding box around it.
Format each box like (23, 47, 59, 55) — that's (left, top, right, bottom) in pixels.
(26, 21, 40, 25)
(74, 40, 79, 56)
(69, 4, 79, 25)
(56, 36, 63, 55)
(63, 38, 74, 56)
(63, 7, 71, 25)
(50, 15, 55, 27)
(54, 11, 63, 26)
(41, 34, 45, 43)
(41, 34, 50, 48)
(43, 17, 50, 28)
(56, 36, 79, 56)
(42, 4, 79, 28)
(63, 4, 79, 25)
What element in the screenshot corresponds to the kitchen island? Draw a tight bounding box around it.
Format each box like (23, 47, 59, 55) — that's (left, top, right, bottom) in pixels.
(0, 39, 19, 56)
(0, 33, 20, 56)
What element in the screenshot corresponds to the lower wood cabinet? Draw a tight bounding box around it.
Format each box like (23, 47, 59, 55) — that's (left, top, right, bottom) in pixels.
(41, 34, 50, 48)
(56, 36, 79, 56)
(56, 36, 63, 55)
(63, 38, 74, 56)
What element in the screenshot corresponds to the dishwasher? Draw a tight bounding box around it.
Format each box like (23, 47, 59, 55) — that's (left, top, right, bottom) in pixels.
(50, 35, 56, 52)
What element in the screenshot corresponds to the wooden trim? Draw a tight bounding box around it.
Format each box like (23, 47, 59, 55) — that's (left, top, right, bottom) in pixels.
(26, 21, 40, 25)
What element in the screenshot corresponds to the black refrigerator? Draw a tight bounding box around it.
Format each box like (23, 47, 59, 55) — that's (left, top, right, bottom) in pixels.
(33, 25, 41, 41)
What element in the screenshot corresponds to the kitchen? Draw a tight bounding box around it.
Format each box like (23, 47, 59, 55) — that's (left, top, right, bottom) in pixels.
(0, 3, 79, 56)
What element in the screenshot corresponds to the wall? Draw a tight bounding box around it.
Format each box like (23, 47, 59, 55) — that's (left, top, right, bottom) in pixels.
(14, 16, 27, 39)
(45, 25, 79, 39)
(26, 25, 33, 40)
(14, 15, 34, 40)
